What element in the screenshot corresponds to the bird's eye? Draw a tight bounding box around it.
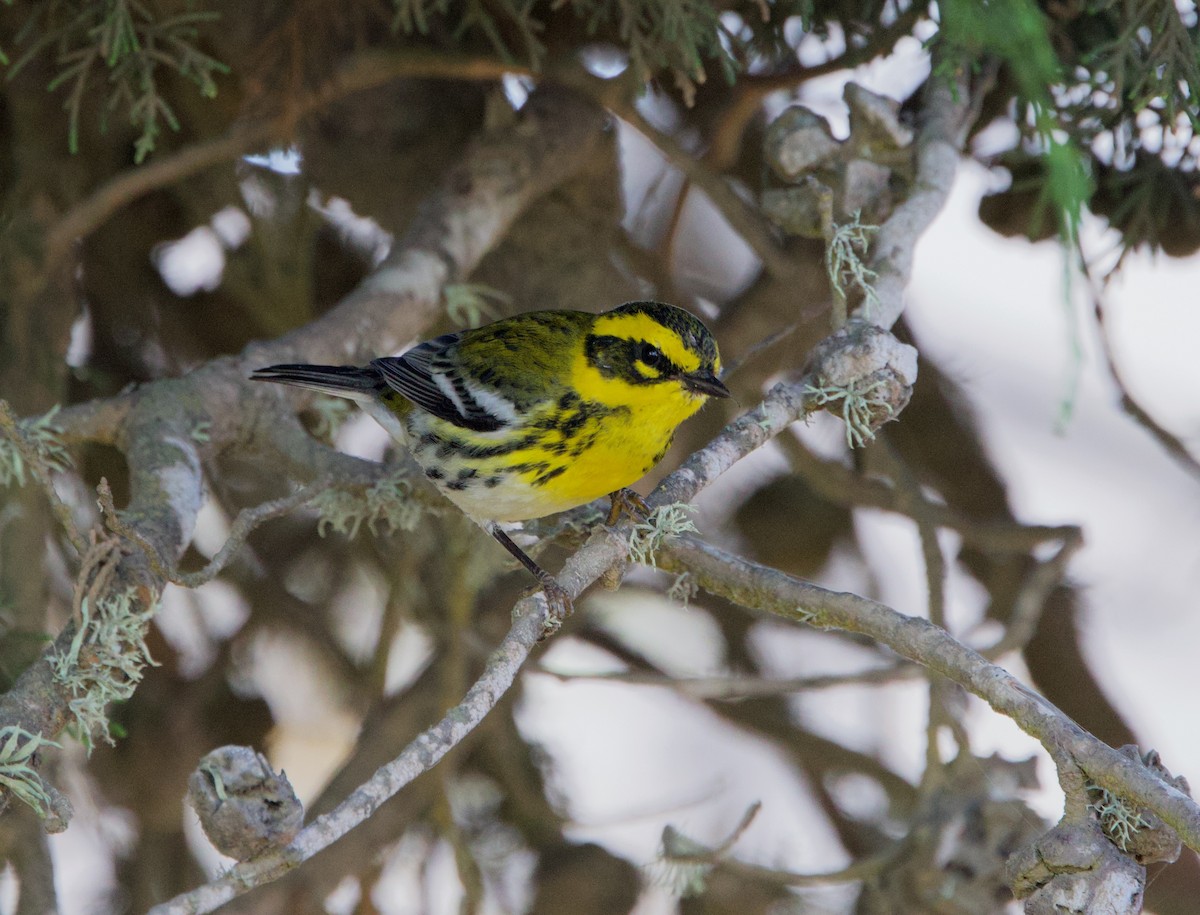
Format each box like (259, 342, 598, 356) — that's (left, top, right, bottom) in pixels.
(639, 344, 664, 368)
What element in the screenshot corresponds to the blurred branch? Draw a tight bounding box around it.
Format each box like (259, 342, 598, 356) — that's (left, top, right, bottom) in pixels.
(655, 535, 1200, 854)
(533, 662, 923, 698)
(665, 819, 899, 889)
(54, 396, 134, 449)
(1084, 253, 1200, 483)
(976, 531, 1083, 657)
(170, 481, 330, 588)
(792, 423, 1083, 660)
(871, 440, 946, 625)
(42, 48, 529, 277)
(0, 806, 59, 915)
(43, 120, 275, 274)
(148, 587, 549, 915)
(705, 2, 926, 170)
(782, 435, 1079, 554)
(606, 92, 798, 283)
(0, 85, 607, 825)
(570, 623, 920, 842)
(96, 477, 173, 583)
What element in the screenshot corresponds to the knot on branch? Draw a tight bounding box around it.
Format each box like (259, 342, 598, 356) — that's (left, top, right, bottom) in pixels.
(1008, 749, 1188, 913)
(804, 320, 917, 447)
(187, 745, 303, 861)
(1006, 818, 1146, 915)
(762, 83, 913, 238)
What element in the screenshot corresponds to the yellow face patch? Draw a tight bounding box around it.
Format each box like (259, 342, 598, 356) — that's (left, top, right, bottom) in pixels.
(591, 311, 703, 374)
(569, 349, 701, 413)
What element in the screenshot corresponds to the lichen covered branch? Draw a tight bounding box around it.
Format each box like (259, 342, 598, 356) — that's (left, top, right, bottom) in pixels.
(654, 535, 1200, 854)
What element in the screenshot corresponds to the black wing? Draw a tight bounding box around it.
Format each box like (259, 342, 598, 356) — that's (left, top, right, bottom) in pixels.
(372, 334, 508, 433)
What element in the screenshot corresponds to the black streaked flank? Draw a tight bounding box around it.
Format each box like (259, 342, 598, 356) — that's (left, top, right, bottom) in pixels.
(533, 466, 567, 486)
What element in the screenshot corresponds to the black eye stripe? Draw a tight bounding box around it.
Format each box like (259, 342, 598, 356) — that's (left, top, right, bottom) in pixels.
(585, 333, 691, 385)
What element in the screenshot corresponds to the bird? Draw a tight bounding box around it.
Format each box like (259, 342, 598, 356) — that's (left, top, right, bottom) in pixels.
(251, 300, 729, 625)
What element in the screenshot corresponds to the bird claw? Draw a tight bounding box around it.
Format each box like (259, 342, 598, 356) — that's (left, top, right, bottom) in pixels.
(519, 577, 573, 640)
(607, 488, 650, 525)
(537, 579, 573, 641)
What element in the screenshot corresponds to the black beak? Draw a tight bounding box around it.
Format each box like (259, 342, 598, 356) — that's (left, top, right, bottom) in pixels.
(683, 371, 731, 398)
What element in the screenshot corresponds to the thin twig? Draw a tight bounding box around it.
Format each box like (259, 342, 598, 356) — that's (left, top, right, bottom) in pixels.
(563, 71, 797, 283)
(670, 834, 900, 888)
(781, 434, 1080, 554)
(872, 440, 946, 627)
(712, 801, 762, 855)
(978, 530, 1083, 658)
(623, 103, 796, 281)
(171, 481, 330, 588)
(96, 477, 172, 583)
(532, 662, 923, 699)
(72, 531, 124, 619)
(718, 319, 803, 380)
(1083, 252, 1200, 483)
(869, 440, 968, 771)
(660, 800, 899, 888)
(661, 176, 693, 279)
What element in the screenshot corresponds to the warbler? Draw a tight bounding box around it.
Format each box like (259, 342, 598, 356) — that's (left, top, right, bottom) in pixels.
(252, 300, 729, 618)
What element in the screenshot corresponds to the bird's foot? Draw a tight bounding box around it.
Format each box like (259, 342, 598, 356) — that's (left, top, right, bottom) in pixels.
(607, 488, 650, 526)
(532, 577, 572, 641)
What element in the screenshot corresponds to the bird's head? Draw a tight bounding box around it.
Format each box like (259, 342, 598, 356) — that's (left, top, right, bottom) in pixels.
(575, 301, 729, 414)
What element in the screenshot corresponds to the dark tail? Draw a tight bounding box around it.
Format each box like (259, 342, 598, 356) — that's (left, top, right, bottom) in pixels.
(250, 363, 383, 401)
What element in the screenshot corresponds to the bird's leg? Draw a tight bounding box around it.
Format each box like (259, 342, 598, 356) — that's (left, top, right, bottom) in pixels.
(607, 488, 650, 525)
(487, 524, 572, 639)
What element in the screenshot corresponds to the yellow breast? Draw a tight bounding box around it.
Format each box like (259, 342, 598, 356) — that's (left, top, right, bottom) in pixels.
(399, 375, 704, 523)
(530, 393, 697, 508)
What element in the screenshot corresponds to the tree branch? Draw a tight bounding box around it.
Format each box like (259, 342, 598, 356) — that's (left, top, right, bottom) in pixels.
(42, 49, 531, 276)
(703, 3, 927, 170)
(867, 70, 971, 329)
(147, 593, 547, 915)
(533, 662, 923, 698)
(147, 313, 942, 911)
(0, 85, 608, 821)
(655, 535, 1200, 853)
(1084, 252, 1200, 483)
